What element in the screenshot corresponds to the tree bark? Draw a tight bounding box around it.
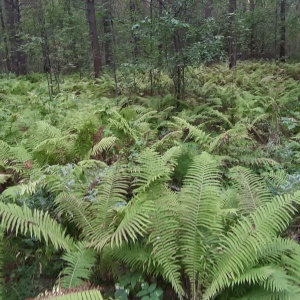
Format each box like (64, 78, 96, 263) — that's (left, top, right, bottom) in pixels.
(228, 0, 237, 69)
(0, 1, 11, 72)
(4, 0, 27, 75)
(86, 0, 102, 78)
(205, 0, 213, 18)
(102, 0, 114, 67)
(130, 0, 139, 62)
(248, 0, 256, 57)
(279, 0, 286, 62)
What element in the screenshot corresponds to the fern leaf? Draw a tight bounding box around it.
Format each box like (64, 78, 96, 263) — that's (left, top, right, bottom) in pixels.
(91, 136, 118, 157)
(179, 152, 222, 297)
(0, 202, 74, 251)
(110, 196, 153, 248)
(148, 186, 184, 298)
(205, 192, 300, 299)
(61, 243, 96, 289)
(229, 167, 272, 213)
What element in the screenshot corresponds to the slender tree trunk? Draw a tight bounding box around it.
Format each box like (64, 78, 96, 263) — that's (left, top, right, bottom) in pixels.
(248, 0, 256, 58)
(103, 0, 114, 67)
(0, 1, 11, 72)
(86, 0, 102, 78)
(205, 0, 213, 18)
(4, 0, 27, 75)
(130, 0, 139, 62)
(279, 0, 286, 61)
(228, 0, 237, 69)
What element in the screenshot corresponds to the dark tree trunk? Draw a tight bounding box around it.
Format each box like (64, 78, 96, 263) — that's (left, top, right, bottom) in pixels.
(228, 0, 237, 69)
(4, 0, 27, 75)
(102, 0, 114, 67)
(0, 1, 11, 72)
(279, 0, 286, 62)
(130, 0, 139, 62)
(205, 0, 213, 18)
(86, 0, 102, 78)
(248, 0, 256, 57)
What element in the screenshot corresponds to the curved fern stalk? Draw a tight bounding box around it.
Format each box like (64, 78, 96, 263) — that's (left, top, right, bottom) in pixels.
(178, 152, 223, 299)
(209, 123, 250, 153)
(229, 167, 272, 214)
(135, 110, 157, 123)
(54, 192, 96, 238)
(205, 192, 300, 300)
(108, 110, 138, 142)
(61, 243, 96, 289)
(110, 196, 154, 248)
(0, 202, 74, 251)
(151, 131, 183, 150)
(90, 136, 118, 157)
(171, 116, 211, 146)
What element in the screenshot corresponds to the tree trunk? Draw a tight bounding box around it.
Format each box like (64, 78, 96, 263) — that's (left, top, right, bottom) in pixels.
(205, 0, 213, 18)
(86, 0, 102, 78)
(4, 0, 27, 75)
(0, 1, 11, 72)
(248, 0, 256, 57)
(279, 0, 286, 62)
(102, 0, 114, 67)
(228, 0, 237, 69)
(130, 0, 139, 62)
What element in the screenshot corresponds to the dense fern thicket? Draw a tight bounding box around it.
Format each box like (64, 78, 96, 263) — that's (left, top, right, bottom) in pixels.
(1, 62, 300, 300)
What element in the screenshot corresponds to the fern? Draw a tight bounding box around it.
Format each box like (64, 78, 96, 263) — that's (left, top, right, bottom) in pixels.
(90, 136, 118, 157)
(229, 167, 272, 213)
(34, 289, 103, 300)
(0, 202, 74, 251)
(205, 192, 300, 299)
(61, 243, 96, 289)
(178, 152, 223, 298)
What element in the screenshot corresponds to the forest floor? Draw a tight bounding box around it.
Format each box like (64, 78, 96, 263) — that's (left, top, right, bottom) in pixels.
(1, 61, 300, 299)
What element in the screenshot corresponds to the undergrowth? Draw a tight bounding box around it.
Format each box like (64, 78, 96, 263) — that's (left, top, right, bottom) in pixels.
(1, 62, 300, 300)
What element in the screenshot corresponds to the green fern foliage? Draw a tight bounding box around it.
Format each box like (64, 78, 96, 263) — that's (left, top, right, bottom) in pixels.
(0, 202, 74, 251)
(61, 243, 96, 289)
(229, 167, 272, 213)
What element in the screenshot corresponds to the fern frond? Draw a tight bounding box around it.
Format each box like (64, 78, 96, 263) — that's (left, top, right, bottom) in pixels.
(229, 167, 272, 213)
(108, 242, 160, 275)
(91, 136, 118, 157)
(0, 202, 74, 251)
(2, 180, 42, 199)
(35, 289, 103, 300)
(108, 110, 138, 141)
(110, 196, 153, 248)
(54, 192, 96, 236)
(84, 168, 129, 249)
(151, 131, 183, 150)
(132, 148, 177, 192)
(179, 152, 222, 296)
(172, 116, 210, 146)
(205, 192, 300, 299)
(61, 243, 96, 289)
(148, 186, 184, 298)
(229, 265, 292, 292)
